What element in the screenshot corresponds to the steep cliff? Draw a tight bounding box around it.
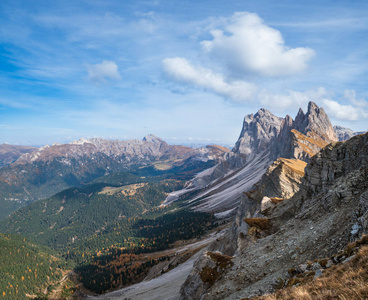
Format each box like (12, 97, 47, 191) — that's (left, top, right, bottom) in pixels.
(180, 132, 368, 299)
(166, 101, 336, 214)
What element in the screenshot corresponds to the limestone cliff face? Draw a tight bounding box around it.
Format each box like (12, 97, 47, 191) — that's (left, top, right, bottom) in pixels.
(233, 101, 337, 163)
(233, 109, 283, 156)
(294, 101, 337, 143)
(301, 133, 368, 205)
(181, 132, 368, 300)
(168, 102, 337, 215)
(252, 158, 307, 203)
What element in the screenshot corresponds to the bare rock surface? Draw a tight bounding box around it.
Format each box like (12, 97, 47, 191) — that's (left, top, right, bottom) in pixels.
(180, 132, 368, 299)
(165, 102, 335, 215)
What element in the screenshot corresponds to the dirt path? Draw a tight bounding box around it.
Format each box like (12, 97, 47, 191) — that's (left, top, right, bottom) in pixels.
(49, 270, 73, 300)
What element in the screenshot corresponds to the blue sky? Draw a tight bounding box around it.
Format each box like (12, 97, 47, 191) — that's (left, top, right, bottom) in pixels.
(1, 0, 367, 146)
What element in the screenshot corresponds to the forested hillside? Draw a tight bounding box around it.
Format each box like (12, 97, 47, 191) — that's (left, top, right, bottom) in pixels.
(0, 171, 215, 294)
(0, 233, 66, 300)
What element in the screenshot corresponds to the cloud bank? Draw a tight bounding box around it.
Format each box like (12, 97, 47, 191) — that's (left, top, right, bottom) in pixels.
(162, 12, 315, 103)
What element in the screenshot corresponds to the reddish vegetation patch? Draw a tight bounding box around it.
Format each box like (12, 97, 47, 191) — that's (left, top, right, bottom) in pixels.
(244, 218, 271, 230)
(200, 252, 234, 285)
(207, 145, 231, 153)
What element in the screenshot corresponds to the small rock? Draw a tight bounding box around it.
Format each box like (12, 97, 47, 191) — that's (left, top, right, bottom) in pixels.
(351, 223, 360, 235)
(311, 262, 322, 270)
(314, 269, 323, 279)
(298, 264, 308, 272)
(342, 255, 356, 264)
(326, 259, 333, 268)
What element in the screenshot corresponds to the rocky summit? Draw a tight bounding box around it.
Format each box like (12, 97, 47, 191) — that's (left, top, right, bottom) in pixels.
(233, 101, 337, 161)
(164, 101, 337, 215)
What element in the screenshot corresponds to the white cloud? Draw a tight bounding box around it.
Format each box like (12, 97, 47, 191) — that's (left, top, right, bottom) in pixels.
(258, 87, 368, 121)
(201, 12, 315, 77)
(86, 60, 121, 82)
(344, 89, 368, 107)
(258, 88, 327, 110)
(162, 57, 257, 102)
(322, 99, 368, 121)
(162, 12, 315, 103)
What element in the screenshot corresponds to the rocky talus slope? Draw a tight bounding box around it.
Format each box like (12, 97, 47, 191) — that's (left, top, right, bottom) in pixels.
(165, 101, 337, 214)
(180, 131, 368, 299)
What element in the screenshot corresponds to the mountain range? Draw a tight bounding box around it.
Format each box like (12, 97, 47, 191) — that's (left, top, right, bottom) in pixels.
(0, 135, 228, 220)
(0, 101, 367, 300)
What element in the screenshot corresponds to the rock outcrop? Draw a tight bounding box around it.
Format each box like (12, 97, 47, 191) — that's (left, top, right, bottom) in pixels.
(233, 109, 283, 156)
(180, 132, 368, 300)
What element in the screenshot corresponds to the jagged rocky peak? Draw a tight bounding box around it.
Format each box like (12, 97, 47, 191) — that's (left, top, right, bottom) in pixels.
(295, 101, 337, 142)
(233, 108, 283, 155)
(233, 101, 338, 162)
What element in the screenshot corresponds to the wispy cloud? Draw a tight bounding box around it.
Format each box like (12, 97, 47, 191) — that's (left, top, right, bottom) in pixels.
(258, 87, 368, 122)
(86, 60, 122, 83)
(258, 88, 327, 110)
(322, 99, 368, 121)
(274, 18, 368, 30)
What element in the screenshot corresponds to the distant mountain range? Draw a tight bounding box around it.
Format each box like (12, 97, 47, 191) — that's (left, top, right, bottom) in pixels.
(0, 135, 228, 219)
(333, 125, 366, 142)
(0, 144, 37, 167)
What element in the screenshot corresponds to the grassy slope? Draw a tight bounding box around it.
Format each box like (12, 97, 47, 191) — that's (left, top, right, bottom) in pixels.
(253, 237, 368, 300)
